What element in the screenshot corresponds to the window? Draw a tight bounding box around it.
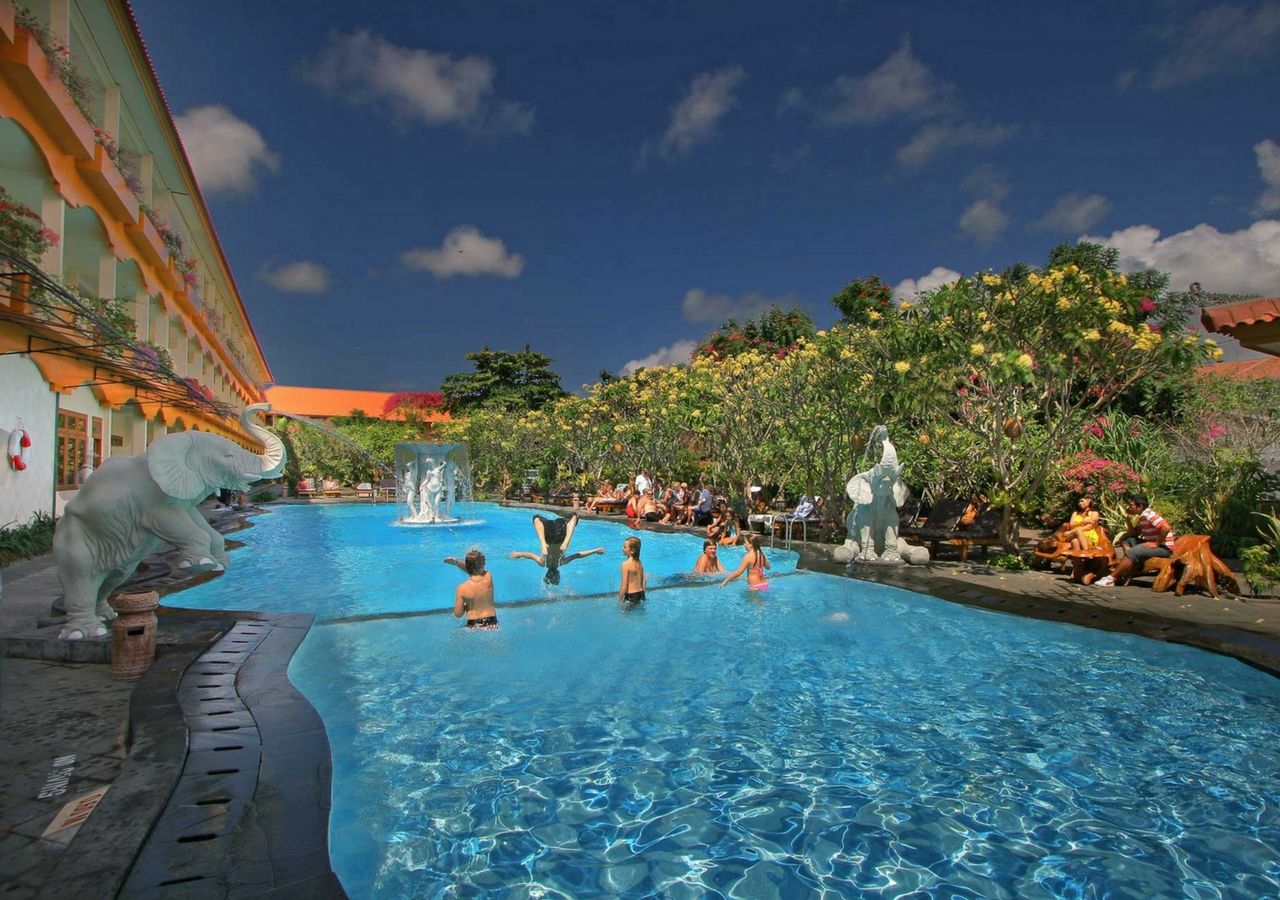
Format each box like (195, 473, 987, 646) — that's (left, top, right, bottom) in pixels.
(56, 411, 88, 489)
(91, 416, 102, 469)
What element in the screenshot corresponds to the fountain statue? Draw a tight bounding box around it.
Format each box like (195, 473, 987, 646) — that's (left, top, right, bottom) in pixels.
(395, 443, 471, 524)
(833, 425, 929, 566)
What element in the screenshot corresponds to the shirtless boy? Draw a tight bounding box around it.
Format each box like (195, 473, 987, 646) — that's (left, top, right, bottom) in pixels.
(443, 550, 498, 629)
(509, 513, 606, 584)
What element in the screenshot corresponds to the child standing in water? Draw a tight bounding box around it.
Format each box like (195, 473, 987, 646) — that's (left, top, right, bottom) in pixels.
(721, 532, 770, 589)
(618, 536, 647, 605)
(443, 550, 498, 629)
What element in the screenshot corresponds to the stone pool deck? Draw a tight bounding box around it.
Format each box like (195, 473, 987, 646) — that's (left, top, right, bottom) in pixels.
(1, 501, 1278, 897)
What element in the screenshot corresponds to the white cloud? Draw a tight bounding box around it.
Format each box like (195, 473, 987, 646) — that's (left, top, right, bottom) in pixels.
(1034, 192, 1113, 232)
(173, 105, 280, 195)
(1115, 69, 1138, 90)
(1150, 2, 1280, 89)
(824, 36, 952, 124)
(1254, 139, 1280, 214)
(261, 260, 330, 293)
(893, 266, 962, 301)
(959, 199, 1010, 245)
(303, 30, 533, 134)
(650, 67, 746, 160)
(1081, 219, 1280, 295)
(400, 225, 525, 279)
(777, 87, 808, 115)
(896, 121, 1018, 168)
(680, 288, 795, 324)
(620, 340, 699, 376)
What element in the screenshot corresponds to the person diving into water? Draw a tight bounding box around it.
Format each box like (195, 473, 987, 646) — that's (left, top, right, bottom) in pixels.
(509, 513, 605, 584)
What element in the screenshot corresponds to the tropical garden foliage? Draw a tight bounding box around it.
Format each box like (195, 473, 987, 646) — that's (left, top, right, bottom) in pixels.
(292, 242, 1276, 574)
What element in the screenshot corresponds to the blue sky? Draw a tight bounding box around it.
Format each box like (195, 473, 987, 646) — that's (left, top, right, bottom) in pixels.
(129, 0, 1280, 392)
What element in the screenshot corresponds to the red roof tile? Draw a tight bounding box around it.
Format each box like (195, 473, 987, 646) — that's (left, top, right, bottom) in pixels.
(1197, 357, 1280, 380)
(264, 385, 449, 421)
(1201, 298, 1280, 334)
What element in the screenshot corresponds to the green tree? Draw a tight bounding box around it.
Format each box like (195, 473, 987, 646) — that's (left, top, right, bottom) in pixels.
(694, 304, 816, 362)
(440, 345, 566, 413)
(830, 276, 895, 327)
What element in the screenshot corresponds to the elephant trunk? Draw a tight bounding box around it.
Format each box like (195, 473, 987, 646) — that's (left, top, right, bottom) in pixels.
(239, 403, 286, 479)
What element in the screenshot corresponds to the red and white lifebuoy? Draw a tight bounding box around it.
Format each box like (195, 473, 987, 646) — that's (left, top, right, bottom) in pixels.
(8, 428, 31, 471)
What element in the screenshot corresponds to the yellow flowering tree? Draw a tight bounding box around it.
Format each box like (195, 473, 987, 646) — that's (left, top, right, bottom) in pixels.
(873, 256, 1216, 548)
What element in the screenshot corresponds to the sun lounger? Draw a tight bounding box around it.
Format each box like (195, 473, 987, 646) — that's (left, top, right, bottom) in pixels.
(378, 477, 398, 499)
(296, 477, 318, 499)
(322, 478, 342, 498)
(355, 482, 375, 499)
(900, 498, 971, 542)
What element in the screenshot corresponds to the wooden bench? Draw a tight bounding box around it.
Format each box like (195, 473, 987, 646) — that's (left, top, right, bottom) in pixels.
(594, 499, 628, 515)
(1140, 534, 1240, 599)
(1064, 526, 1115, 585)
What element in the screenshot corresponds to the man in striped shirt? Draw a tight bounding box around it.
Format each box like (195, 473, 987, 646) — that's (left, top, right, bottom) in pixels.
(1095, 493, 1174, 587)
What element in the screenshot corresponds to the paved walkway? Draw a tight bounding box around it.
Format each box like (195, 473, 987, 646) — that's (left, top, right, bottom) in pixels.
(2, 500, 1278, 897)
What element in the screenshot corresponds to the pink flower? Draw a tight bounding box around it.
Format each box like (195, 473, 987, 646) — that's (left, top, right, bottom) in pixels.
(1140, 298, 1157, 313)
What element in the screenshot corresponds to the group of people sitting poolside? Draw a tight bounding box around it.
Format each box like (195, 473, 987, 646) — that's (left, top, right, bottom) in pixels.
(1052, 492, 1176, 588)
(586, 473, 746, 545)
(443, 512, 772, 630)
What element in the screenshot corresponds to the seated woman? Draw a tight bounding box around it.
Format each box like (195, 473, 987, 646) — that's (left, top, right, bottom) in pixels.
(1060, 496, 1101, 552)
(585, 481, 615, 512)
(706, 503, 729, 541)
(718, 511, 743, 546)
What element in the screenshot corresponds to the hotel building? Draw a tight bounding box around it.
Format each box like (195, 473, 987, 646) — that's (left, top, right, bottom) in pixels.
(0, 0, 271, 528)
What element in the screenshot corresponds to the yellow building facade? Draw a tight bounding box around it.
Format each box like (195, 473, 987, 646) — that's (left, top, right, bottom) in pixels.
(0, 0, 271, 527)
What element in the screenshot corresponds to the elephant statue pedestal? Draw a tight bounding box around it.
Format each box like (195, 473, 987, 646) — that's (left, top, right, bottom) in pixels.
(835, 537, 930, 566)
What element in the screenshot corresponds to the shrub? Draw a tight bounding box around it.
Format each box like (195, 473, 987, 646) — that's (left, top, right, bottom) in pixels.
(0, 512, 57, 566)
(1240, 512, 1280, 597)
(989, 553, 1030, 570)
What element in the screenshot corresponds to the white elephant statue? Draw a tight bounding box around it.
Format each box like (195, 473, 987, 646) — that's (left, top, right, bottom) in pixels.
(52, 403, 286, 640)
(839, 425, 926, 565)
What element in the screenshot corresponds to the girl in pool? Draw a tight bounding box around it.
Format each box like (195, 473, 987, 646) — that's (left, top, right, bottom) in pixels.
(444, 550, 499, 629)
(618, 536, 647, 605)
(721, 532, 770, 589)
(694, 539, 725, 574)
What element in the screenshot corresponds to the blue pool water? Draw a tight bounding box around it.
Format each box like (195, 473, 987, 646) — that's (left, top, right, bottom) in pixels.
(179, 505, 1280, 898)
(168, 503, 795, 620)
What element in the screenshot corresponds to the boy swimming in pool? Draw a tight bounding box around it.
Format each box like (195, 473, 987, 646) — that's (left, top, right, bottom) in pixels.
(618, 536, 647, 605)
(509, 513, 606, 584)
(443, 549, 498, 629)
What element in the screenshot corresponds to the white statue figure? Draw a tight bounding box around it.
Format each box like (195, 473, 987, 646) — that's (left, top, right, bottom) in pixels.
(443, 462, 457, 518)
(403, 463, 418, 520)
(835, 425, 929, 566)
(52, 404, 286, 639)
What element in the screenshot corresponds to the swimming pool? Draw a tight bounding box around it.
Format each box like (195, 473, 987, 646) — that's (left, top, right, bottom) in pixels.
(176, 505, 1280, 898)
(168, 503, 794, 620)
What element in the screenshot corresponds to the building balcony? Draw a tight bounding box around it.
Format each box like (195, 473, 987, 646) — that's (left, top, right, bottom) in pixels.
(124, 213, 167, 269)
(76, 143, 140, 223)
(0, 26, 95, 159)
